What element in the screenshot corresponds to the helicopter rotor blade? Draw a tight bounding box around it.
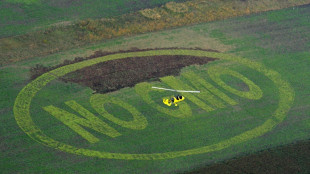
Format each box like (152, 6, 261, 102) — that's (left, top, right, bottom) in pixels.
(151, 86, 200, 93)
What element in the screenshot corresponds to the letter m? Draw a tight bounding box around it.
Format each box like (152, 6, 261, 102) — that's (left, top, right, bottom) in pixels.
(43, 100, 121, 143)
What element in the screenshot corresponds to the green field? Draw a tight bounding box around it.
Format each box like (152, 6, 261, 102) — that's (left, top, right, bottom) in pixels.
(0, 0, 185, 37)
(1, 3, 310, 174)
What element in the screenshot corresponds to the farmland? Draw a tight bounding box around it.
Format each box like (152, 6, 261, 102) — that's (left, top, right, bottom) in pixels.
(1, 1, 310, 174)
(2, 0, 310, 65)
(0, 0, 186, 37)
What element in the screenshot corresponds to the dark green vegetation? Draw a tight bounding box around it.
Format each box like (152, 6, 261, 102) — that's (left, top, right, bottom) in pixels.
(185, 139, 310, 174)
(0, 0, 185, 37)
(1, 3, 310, 174)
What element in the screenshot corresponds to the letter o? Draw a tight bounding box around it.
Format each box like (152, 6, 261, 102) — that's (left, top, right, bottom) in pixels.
(208, 67, 263, 100)
(90, 94, 148, 130)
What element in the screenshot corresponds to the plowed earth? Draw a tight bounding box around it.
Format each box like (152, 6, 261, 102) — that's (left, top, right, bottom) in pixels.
(30, 48, 217, 93)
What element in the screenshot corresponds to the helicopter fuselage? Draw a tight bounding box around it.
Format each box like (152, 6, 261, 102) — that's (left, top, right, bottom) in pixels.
(163, 95, 185, 106)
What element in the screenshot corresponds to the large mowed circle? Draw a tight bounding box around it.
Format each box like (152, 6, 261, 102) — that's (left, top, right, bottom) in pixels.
(14, 49, 294, 160)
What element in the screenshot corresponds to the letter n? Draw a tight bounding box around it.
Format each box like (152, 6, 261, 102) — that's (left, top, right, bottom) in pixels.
(43, 100, 121, 143)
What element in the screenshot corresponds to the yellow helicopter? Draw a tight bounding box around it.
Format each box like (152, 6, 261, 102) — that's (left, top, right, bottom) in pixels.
(151, 86, 200, 107)
(163, 95, 185, 106)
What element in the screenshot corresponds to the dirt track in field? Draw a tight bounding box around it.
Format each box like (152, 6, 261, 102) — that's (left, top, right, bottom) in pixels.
(31, 47, 217, 94)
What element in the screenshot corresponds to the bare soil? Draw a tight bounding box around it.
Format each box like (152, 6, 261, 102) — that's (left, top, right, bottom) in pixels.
(30, 48, 218, 94)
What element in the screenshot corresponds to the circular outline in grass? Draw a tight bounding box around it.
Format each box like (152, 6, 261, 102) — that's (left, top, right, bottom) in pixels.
(13, 49, 294, 160)
(208, 66, 263, 100)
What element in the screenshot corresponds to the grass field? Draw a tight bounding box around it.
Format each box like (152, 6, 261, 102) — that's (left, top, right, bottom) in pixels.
(0, 0, 186, 37)
(1, 3, 310, 174)
(2, 0, 309, 66)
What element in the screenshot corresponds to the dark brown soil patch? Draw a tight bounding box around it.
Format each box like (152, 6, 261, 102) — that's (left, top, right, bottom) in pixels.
(183, 139, 310, 174)
(30, 47, 218, 94)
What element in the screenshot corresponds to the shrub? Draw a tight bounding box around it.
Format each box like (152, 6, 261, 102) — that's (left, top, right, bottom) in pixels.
(139, 8, 161, 20)
(165, 2, 189, 13)
(30, 64, 51, 80)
